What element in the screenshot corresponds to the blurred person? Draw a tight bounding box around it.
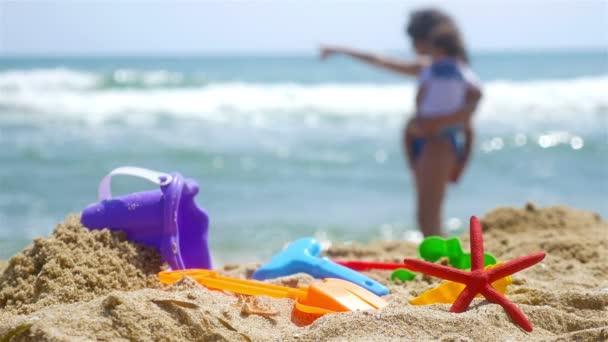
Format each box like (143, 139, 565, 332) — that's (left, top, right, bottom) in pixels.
(320, 8, 482, 236)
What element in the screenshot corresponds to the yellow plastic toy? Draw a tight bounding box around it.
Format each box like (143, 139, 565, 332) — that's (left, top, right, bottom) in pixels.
(159, 269, 388, 316)
(409, 263, 512, 305)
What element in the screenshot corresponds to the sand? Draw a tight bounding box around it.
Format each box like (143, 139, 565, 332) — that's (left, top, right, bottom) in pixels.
(0, 215, 162, 315)
(0, 204, 607, 341)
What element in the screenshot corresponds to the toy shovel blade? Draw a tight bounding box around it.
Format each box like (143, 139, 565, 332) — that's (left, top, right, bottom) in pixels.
(298, 278, 388, 314)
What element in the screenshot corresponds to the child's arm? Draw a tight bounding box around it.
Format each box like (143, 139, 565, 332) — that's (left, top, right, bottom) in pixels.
(450, 86, 481, 183)
(417, 84, 482, 136)
(320, 45, 427, 77)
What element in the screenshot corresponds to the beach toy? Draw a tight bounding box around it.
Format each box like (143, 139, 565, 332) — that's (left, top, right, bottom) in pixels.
(390, 269, 417, 281)
(158, 269, 388, 316)
(81, 166, 211, 270)
(335, 235, 497, 282)
(334, 260, 407, 271)
(403, 216, 546, 332)
(419, 236, 497, 269)
(333, 260, 418, 282)
(409, 263, 512, 305)
(252, 238, 389, 296)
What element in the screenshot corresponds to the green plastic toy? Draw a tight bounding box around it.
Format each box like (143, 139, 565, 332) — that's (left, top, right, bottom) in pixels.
(390, 269, 417, 282)
(389, 236, 497, 281)
(419, 236, 497, 269)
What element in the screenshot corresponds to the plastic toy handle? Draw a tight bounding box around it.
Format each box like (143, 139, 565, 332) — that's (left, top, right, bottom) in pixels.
(334, 260, 408, 271)
(315, 258, 389, 296)
(98, 166, 173, 201)
(158, 269, 307, 300)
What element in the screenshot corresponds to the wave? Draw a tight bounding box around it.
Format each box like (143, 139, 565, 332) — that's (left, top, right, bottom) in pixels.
(0, 68, 196, 90)
(1, 68, 606, 132)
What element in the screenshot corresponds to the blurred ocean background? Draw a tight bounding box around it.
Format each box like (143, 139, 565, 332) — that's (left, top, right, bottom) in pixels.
(0, 51, 607, 264)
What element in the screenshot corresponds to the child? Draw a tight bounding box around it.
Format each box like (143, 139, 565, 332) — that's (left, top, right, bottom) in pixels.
(320, 9, 482, 236)
(405, 24, 481, 184)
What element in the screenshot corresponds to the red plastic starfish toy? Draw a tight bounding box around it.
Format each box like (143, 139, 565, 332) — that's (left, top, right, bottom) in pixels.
(403, 216, 546, 332)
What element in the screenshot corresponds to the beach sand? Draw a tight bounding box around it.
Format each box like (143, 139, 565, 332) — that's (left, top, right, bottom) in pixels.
(0, 204, 606, 341)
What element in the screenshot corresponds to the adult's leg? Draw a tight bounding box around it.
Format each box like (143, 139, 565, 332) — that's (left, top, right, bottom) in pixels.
(414, 139, 457, 237)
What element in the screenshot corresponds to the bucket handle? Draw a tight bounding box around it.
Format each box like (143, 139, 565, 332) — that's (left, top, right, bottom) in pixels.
(98, 166, 172, 201)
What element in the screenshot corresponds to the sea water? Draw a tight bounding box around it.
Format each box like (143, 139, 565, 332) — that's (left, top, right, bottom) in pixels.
(0, 51, 606, 264)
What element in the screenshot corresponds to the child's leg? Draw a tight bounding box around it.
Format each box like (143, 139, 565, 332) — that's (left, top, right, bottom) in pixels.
(414, 139, 456, 237)
(404, 118, 428, 170)
(403, 120, 417, 169)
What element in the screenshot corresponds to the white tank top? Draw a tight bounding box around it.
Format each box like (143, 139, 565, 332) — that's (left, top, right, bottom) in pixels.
(418, 58, 480, 118)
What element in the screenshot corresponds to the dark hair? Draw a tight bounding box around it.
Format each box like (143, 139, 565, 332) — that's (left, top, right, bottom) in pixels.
(430, 24, 469, 63)
(406, 8, 453, 43)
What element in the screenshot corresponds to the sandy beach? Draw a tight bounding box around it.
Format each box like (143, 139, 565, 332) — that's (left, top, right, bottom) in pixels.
(2, 2, 607, 341)
(0, 203, 606, 341)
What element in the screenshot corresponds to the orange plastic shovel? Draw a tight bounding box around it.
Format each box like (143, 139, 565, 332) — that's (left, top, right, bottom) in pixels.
(158, 269, 387, 315)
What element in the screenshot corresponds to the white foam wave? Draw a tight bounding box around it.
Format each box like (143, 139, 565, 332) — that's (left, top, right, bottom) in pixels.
(0, 68, 99, 91)
(1, 69, 606, 132)
(477, 77, 608, 132)
(0, 68, 186, 91)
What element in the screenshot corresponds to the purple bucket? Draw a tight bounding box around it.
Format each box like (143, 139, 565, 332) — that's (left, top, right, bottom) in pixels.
(81, 167, 211, 270)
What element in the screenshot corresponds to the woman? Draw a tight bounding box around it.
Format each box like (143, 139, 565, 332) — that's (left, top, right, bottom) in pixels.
(320, 9, 482, 236)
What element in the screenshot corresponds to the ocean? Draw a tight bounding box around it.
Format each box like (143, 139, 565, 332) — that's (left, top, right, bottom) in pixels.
(1, 51, 607, 264)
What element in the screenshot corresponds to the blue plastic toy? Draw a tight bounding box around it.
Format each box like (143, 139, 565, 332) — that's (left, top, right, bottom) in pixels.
(252, 237, 389, 296)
